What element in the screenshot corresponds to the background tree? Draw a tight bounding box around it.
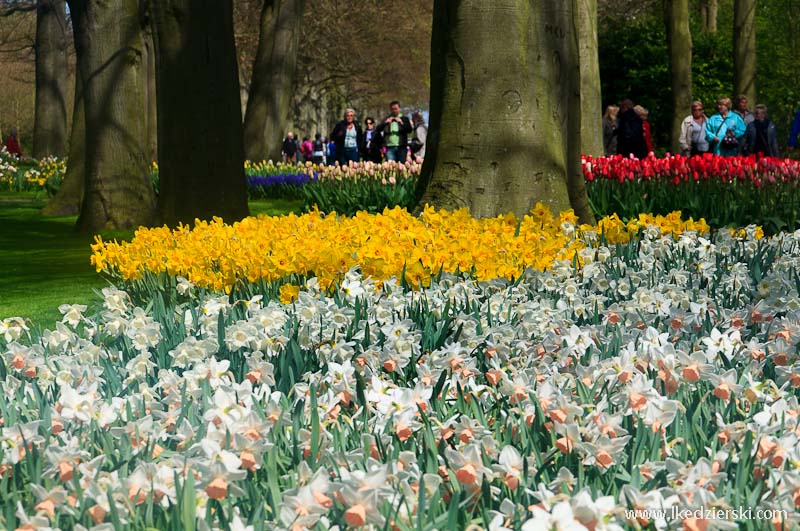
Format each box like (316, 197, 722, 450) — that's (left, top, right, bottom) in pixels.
(417, 0, 588, 220)
(32, 0, 67, 159)
(282, 0, 431, 137)
(733, 0, 755, 104)
(699, 0, 718, 33)
(69, 0, 155, 231)
(577, 0, 603, 158)
(152, 0, 249, 226)
(41, 74, 82, 215)
(242, 0, 305, 162)
(0, 1, 45, 149)
(665, 0, 692, 153)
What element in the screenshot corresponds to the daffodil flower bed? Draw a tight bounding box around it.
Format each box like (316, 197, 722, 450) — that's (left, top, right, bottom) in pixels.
(3, 222, 800, 530)
(90, 205, 711, 298)
(0, 153, 66, 195)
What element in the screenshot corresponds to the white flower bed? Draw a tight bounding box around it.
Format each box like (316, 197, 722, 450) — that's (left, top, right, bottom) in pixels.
(1, 225, 800, 530)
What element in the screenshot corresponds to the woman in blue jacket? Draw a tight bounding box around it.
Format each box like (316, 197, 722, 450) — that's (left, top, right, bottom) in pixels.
(705, 97, 746, 156)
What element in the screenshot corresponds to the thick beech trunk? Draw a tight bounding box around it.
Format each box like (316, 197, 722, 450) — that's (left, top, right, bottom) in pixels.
(152, 0, 249, 226)
(666, 0, 692, 154)
(417, 0, 589, 221)
(33, 0, 68, 159)
(142, 14, 158, 164)
(242, 0, 305, 162)
(733, 0, 756, 104)
(41, 74, 84, 216)
(69, 0, 156, 232)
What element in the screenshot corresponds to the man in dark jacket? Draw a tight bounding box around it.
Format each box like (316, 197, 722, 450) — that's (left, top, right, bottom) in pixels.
(616, 99, 647, 159)
(281, 132, 298, 163)
(375, 100, 412, 163)
(744, 104, 780, 157)
(330, 108, 363, 165)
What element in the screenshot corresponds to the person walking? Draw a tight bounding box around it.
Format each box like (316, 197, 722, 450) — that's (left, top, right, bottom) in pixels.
(311, 133, 325, 164)
(376, 100, 412, 163)
(281, 132, 298, 163)
(679, 101, 709, 157)
(602, 105, 619, 156)
(733, 95, 755, 127)
(705, 97, 746, 156)
(744, 104, 780, 157)
(330, 108, 363, 165)
(634, 105, 653, 155)
(410, 111, 427, 160)
(616, 99, 647, 159)
(4, 127, 24, 158)
(362, 117, 382, 162)
(300, 136, 313, 163)
(789, 109, 800, 154)
(326, 137, 336, 166)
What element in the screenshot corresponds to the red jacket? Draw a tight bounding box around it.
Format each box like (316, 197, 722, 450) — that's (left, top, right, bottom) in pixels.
(5, 135, 23, 158)
(642, 121, 653, 154)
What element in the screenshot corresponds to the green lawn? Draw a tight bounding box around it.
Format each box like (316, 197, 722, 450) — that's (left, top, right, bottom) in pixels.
(0, 196, 301, 328)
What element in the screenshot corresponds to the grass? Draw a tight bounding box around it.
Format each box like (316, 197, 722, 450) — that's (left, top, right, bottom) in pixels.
(0, 196, 302, 327)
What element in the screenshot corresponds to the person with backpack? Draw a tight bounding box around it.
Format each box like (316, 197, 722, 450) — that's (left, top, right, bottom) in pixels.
(616, 99, 647, 159)
(705, 97, 746, 157)
(330, 108, 363, 165)
(311, 133, 325, 164)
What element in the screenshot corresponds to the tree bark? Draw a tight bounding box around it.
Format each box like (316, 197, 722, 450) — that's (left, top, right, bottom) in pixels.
(569, 0, 594, 224)
(733, 0, 756, 104)
(41, 73, 84, 216)
(242, 0, 305, 162)
(665, 0, 692, 154)
(69, 0, 156, 232)
(152, 0, 249, 226)
(142, 10, 158, 164)
(699, 0, 718, 34)
(33, 0, 68, 159)
(576, 0, 603, 159)
(417, 0, 584, 220)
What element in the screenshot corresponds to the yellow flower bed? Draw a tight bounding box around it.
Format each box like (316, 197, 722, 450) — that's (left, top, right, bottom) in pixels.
(91, 205, 710, 292)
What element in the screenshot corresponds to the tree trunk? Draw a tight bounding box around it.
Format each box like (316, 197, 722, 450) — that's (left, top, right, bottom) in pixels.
(665, 0, 692, 155)
(569, 0, 594, 224)
(417, 0, 583, 220)
(576, 0, 603, 159)
(142, 12, 158, 164)
(70, 0, 156, 232)
(33, 0, 68, 159)
(733, 0, 756, 104)
(152, 0, 249, 226)
(41, 73, 84, 216)
(700, 0, 718, 34)
(242, 0, 305, 162)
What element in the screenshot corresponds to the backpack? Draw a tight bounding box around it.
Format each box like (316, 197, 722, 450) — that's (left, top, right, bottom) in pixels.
(619, 113, 643, 143)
